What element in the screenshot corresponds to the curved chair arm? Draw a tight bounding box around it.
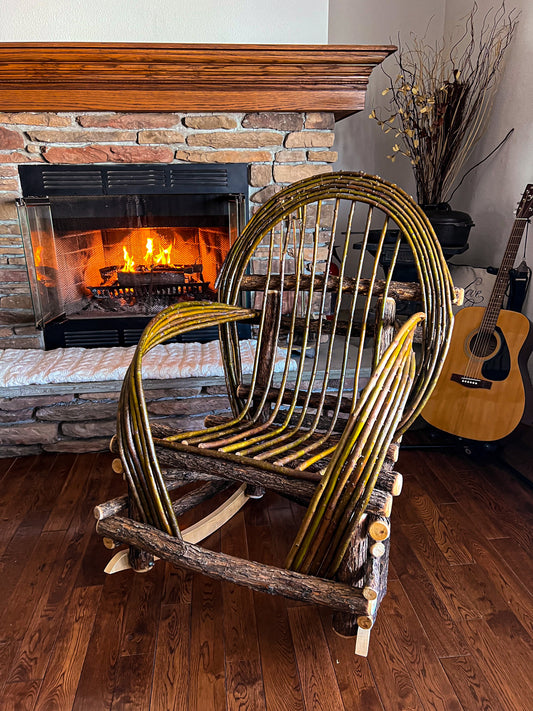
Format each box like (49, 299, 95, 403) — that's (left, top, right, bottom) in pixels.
(287, 312, 423, 577)
(116, 301, 255, 538)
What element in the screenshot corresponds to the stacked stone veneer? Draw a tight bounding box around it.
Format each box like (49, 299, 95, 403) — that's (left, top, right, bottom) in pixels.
(0, 380, 232, 458)
(0, 110, 337, 349)
(0, 110, 336, 455)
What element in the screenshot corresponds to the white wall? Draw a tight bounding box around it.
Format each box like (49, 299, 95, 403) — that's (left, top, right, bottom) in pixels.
(0, 0, 329, 43)
(443, 0, 533, 321)
(330, 0, 533, 326)
(329, 0, 446, 199)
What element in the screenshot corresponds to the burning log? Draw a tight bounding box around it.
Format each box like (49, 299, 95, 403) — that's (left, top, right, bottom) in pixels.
(118, 268, 187, 287)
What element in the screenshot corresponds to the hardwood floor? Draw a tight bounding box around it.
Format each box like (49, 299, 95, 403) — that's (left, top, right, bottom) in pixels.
(0, 443, 532, 710)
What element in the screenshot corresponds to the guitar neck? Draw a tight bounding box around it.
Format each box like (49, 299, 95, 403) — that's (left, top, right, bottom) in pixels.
(479, 217, 528, 334)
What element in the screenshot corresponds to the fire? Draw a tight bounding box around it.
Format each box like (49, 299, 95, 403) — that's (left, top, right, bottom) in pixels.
(154, 244, 172, 265)
(34, 245, 46, 282)
(143, 237, 172, 266)
(121, 235, 173, 273)
(122, 246, 135, 273)
(144, 238, 154, 263)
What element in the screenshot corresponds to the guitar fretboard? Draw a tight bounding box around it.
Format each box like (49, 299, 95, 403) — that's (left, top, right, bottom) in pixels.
(477, 218, 528, 339)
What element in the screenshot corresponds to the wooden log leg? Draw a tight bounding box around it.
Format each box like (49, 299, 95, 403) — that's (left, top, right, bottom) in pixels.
(128, 546, 156, 573)
(332, 516, 368, 638)
(102, 484, 252, 574)
(335, 605, 375, 657)
(351, 534, 390, 655)
(127, 496, 156, 573)
(355, 623, 372, 657)
(364, 532, 390, 604)
(332, 613, 360, 638)
(333, 517, 391, 655)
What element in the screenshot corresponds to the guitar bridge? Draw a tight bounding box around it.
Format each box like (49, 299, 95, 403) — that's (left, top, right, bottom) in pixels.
(451, 374, 492, 390)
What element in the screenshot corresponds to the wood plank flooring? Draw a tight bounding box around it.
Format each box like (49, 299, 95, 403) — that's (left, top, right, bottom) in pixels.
(0, 444, 532, 710)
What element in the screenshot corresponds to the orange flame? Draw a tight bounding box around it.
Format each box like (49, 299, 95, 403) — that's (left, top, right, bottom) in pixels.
(122, 246, 135, 272)
(34, 245, 46, 282)
(144, 237, 154, 263)
(154, 245, 172, 265)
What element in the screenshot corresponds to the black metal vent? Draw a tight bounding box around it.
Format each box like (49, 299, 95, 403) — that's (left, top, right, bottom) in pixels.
(19, 163, 247, 197)
(106, 168, 167, 191)
(44, 317, 236, 349)
(169, 166, 229, 188)
(123, 328, 146, 346)
(63, 329, 121, 348)
(41, 168, 104, 193)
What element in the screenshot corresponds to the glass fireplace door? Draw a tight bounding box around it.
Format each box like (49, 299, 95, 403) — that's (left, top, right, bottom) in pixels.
(17, 192, 245, 347)
(17, 197, 62, 329)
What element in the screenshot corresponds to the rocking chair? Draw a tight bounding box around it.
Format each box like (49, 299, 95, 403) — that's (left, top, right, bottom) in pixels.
(95, 172, 457, 656)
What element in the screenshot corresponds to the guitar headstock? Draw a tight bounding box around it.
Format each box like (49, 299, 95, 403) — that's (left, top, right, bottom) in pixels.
(517, 184, 533, 219)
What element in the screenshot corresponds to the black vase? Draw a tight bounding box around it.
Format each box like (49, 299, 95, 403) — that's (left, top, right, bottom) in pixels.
(365, 202, 473, 286)
(420, 202, 474, 251)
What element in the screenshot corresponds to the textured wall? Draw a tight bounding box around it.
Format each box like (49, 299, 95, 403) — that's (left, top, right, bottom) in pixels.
(330, 0, 533, 340)
(0, 0, 329, 43)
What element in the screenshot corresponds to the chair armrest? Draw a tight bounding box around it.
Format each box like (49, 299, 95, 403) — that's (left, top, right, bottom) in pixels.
(135, 301, 254, 353)
(116, 301, 255, 538)
(287, 312, 423, 577)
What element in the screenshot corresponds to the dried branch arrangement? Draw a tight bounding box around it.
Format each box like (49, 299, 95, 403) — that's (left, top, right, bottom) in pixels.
(371, 2, 519, 204)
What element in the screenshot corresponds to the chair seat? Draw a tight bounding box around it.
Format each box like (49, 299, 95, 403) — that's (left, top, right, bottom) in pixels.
(180, 419, 340, 469)
(150, 395, 398, 527)
(153, 419, 338, 481)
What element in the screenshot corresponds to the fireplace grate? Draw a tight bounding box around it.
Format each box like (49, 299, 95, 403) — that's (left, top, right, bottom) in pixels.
(87, 281, 210, 316)
(89, 282, 207, 300)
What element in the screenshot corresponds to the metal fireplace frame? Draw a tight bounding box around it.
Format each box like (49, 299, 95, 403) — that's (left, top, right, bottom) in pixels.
(17, 163, 249, 349)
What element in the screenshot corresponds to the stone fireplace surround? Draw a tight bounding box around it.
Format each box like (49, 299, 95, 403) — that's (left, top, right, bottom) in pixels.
(0, 43, 393, 456)
(0, 108, 339, 350)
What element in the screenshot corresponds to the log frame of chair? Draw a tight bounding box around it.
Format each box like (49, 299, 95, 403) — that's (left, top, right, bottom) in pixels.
(94, 172, 457, 656)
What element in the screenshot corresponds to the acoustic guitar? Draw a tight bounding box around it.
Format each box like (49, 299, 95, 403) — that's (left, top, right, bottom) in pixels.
(422, 185, 533, 441)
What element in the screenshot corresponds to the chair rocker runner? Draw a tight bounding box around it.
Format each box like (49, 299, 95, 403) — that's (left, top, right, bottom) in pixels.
(94, 172, 457, 656)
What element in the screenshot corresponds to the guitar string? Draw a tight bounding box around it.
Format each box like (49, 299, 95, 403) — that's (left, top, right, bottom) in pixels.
(462, 220, 527, 382)
(470, 221, 523, 376)
(465, 199, 532, 380)
(464, 224, 522, 380)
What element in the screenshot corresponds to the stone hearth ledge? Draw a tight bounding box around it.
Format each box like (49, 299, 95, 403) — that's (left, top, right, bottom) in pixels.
(0, 341, 294, 457)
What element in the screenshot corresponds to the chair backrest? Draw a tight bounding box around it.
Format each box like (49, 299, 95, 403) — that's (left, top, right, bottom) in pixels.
(216, 172, 455, 453)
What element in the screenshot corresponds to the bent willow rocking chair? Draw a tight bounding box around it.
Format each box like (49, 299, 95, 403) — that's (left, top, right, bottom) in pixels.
(95, 172, 457, 656)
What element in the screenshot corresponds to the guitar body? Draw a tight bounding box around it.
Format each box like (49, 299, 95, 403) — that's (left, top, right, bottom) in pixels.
(422, 306, 532, 441)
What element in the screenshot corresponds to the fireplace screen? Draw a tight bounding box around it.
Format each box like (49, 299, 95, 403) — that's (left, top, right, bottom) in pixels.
(17, 164, 248, 348)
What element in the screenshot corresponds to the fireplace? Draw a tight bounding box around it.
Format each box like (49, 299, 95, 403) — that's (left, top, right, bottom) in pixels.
(0, 43, 394, 456)
(0, 44, 395, 351)
(17, 163, 248, 348)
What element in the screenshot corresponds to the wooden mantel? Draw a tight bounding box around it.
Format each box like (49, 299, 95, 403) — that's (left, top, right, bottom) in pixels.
(0, 43, 395, 119)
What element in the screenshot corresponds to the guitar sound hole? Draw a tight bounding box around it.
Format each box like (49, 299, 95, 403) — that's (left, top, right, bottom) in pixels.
(469, 332, 498, 358)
